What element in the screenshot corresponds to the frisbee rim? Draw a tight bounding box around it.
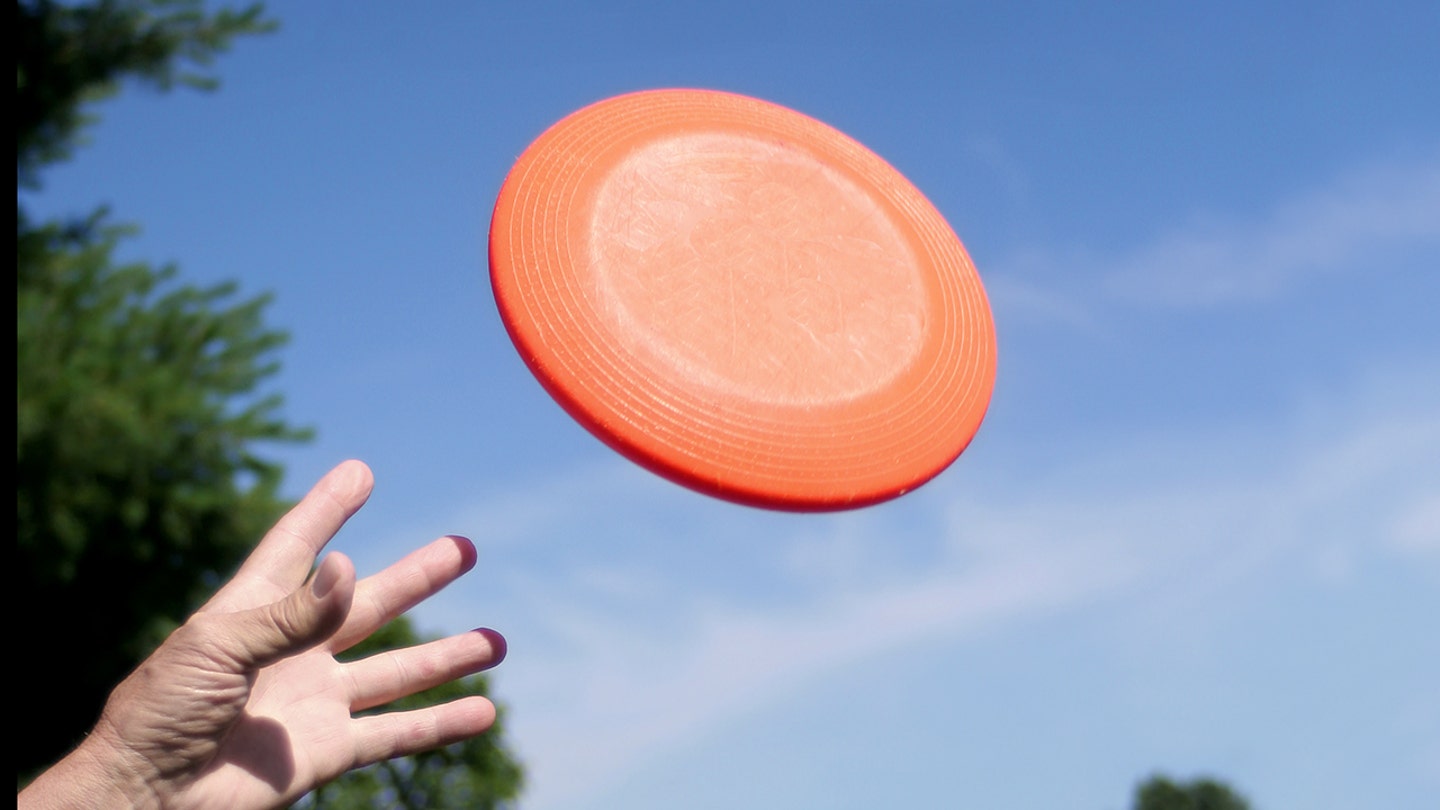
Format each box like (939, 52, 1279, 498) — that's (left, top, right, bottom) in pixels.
(489, 88, 996, 511)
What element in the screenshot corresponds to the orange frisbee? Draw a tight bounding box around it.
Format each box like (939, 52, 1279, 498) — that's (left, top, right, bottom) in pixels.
(489, 89, 995, 511)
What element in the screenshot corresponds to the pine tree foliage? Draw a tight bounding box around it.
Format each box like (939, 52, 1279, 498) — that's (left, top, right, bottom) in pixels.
(15, 4, 524, 804)
(16, 0, 297, 774)
(17, 0, 275, 187)
(17, 210, 307, 774)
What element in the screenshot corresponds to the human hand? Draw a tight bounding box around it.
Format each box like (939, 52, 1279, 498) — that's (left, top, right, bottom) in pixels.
(18, 460, 505, 810)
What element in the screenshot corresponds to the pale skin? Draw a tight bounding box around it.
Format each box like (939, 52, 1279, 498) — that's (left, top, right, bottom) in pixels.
(18, 460, 505, 810)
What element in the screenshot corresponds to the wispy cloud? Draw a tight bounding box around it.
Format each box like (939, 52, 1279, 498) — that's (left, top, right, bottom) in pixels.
(394, 150, 1440, 810)
(984, 150, 1440, 320)
(1391, 493, 1440, 559)
(983, 267, 1099, 331)
(445, 359, 1438, 809)
(1103, 152, 1440, 306)
(495, 502, 1135, 809)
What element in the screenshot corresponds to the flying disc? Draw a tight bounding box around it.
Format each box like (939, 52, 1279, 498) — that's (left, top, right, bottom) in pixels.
(489, 89, 995, 511)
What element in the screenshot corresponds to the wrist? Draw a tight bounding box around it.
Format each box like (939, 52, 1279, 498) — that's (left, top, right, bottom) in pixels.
(18, 721, 160, 810)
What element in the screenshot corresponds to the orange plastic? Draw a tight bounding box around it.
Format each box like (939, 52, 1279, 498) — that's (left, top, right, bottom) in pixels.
(490, 89, 996, 511)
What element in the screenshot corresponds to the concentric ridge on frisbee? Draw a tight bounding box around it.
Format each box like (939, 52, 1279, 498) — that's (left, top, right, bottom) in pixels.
(490, 88, 996, 511)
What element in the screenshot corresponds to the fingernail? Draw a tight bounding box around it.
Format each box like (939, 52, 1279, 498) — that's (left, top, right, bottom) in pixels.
(311, 554, 340, 599)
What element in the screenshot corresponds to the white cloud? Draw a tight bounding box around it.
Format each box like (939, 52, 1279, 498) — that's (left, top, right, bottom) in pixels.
(983, 269, 1099, 331)
(983, 150, 1440, 321)
(1391, 493, 1440, 559)
(1103, 152, 1440, 306)
(458, 360, 1438, 809)
(499, 517, 1133, 809)
(397, 150, 1440, 809)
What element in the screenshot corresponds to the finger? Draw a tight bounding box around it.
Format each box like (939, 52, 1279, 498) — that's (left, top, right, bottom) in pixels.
(330, 535, 477, 653)
(344, 628, 506, 712)
(202, 552, 356, 671)
(209, 460, 374, 612)
(350, 696, 498, 768)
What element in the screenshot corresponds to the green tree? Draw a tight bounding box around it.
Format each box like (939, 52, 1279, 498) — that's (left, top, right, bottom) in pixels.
(1133, 773, 1253, 810)
(17, 0, 296, 777)
(17, 0, 275, 189)
(17, 210, 306, 776)
(16, 2, 523, 805)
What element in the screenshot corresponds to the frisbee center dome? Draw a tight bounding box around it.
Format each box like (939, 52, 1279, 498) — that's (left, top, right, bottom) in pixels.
(587, 131, 926, 407)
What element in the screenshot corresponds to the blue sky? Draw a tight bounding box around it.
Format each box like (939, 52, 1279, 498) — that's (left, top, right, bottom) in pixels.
(24, 2, 1439, 808)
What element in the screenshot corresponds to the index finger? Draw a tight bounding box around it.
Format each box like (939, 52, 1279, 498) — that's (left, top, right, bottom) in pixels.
(206, 460, 375, 612)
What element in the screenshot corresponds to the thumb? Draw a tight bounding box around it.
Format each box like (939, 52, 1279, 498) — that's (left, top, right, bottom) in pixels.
(222, 552, 356, 670)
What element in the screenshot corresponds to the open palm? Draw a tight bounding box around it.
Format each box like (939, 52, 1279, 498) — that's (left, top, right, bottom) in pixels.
(22, 461, 504, 810)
